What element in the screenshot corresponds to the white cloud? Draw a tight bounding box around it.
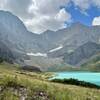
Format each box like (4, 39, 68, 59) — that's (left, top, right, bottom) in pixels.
(92, 16, 100, 26)
(55, 8, 71, 22)
(0, 0, 100, 33)
(92, 0, 100, 8)
(69, 0, 100, 19)
(71, 0, 100, 12)
(0, 0, 72, 33)
(24, 0, 72, 33)
(0, 0, 33, 19)
(25, 8, 72, 33)
(72, 0, 90, 11)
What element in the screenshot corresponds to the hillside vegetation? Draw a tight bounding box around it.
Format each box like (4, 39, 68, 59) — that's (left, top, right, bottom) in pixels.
(0, 62, 100, 100)
(81, 53, 100, 71)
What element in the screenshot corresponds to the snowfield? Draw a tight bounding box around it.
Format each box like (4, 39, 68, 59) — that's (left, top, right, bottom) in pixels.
(49, 45, 63, 52)
(27, 52, 47, 57)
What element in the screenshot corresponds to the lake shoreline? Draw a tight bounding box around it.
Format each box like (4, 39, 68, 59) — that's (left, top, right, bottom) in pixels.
(50, 71, 100, 86)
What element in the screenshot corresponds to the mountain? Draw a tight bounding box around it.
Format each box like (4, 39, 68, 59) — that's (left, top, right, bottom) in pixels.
(0, 10, 100, 71)
(63, 42, 100, 66)
(0, 10, 62, 54)
(0, 40, 15, 63)
(0, 10, 63, 70)
(80, 53, 100, 71)
(42, 22, 100, 54)
(0, 11, 39, 53)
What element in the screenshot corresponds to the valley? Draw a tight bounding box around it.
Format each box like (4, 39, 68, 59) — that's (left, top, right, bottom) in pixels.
(0, 10, 100, 100)
(0, 11, 100, 72)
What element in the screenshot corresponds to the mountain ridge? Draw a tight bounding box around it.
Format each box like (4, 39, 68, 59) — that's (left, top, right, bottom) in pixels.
(0, 10, 100, 71)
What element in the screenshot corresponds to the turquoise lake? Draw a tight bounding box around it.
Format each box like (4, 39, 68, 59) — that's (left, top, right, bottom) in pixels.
(52, 72, 100, 86)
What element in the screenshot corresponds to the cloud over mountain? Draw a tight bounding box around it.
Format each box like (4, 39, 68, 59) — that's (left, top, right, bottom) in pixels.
(0, 0, 100, 33)
(0, 0, 71, 33)
(92, 16, 100, 26)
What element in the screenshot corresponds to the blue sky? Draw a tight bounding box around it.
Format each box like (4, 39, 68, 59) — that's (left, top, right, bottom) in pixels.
(64, 3, 100, 26)
(0, 0, 100, 33)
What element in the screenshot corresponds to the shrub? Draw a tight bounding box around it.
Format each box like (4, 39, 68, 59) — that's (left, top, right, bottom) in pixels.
(51, 78, 100, 89)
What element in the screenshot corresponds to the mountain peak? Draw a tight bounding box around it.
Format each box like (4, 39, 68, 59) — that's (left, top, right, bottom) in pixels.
(0, 10, 27, 33)
(72, 22, 86, 27)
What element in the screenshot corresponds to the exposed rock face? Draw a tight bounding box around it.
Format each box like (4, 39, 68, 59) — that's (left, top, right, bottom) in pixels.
(63, 42, 100, 65)
(0, 10, 100, 70)
(0, 40, 15, 63)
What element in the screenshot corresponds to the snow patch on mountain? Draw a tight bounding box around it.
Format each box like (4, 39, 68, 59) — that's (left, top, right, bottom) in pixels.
(49, 45, 63, 52)
(27, 52, 47, 57)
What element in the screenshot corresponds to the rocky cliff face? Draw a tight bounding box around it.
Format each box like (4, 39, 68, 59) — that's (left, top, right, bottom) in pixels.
(0, 40, 15, 63)
(63, 42, 100, 66)
(0, 10, 100, 70)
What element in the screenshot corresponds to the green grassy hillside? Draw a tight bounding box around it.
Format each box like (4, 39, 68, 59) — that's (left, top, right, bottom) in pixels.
(48, 62, 81, 72)
(0, 62, 100, 100)
(81, 53, 100, 71)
